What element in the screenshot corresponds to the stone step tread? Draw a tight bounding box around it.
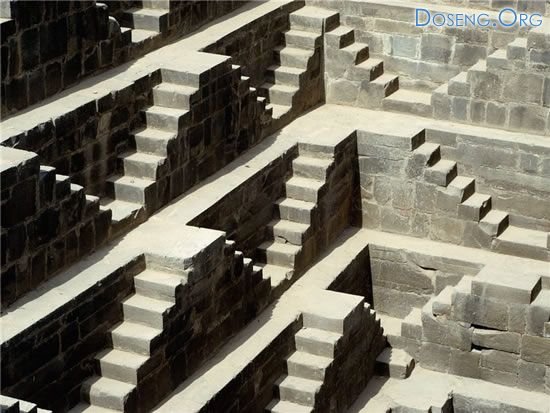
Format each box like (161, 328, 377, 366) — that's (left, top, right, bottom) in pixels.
(269, 218, 310, 233)
(266, 400, 313, 413)
(285, 29, 321, 40)
(133, 127, 176, 141)
(489, 49, 507, 59)
(123, 294, 173, 314)
(267, 65, 306, 76)
(449, 175, 475, 190)
(481, 209, 509, 225)
(461, 192, 491, 207)
(110, 322, 161, 342)
(69, 403, 119, 413)
(95, 348, 149, 369)
(403, 307, 422, 325)
(371, 72, 398, 85)
(328, 25, 354, 37)
(153, 82, 198, 96)
(266, 104, 292, 119)
(260, 82, 299, 94)
(253, 263, 292, 283)
(385, 88, 432, 106)
(429, 159, 457, 174)
(497, 226, 548, 248)
(277, 375, 323, 393)
(287, 351, 333, 369)
(130, 29, 157, 43)
(82, 376, 135, 399)
(274, 45, 313, 57)
(291, 5, 339, 19)
(134, 269, 184, 289)
(125, 7, 168, 17)
(341, 42, 368, 54)
(376, 347, 413, 366)
(120, 151, 166, 165)
(258, 240, 301, 255)
(106, 174, 156, 188)
(356, 57, 383, 70)
(144, 105, 189, 118)
(99, 198, 141, 222)
(276, 198, 316, 211)
(293, 156, 333, 169)
(286, 176, 325, 190)
(415, 142, 440, 155)
(377, 313, 402, 337)
(295, 327, 341, 344)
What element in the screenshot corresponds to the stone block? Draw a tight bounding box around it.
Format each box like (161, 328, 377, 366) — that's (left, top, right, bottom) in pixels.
(526, 290, 550, 336)
(502, 72, 545, 105)
(450, 348, 481, 378)
(420, 34, 452, 63)
(518, 359, 547, 392)
(509, 104, 548, 133)
(480, 349, 519, 374)
(392, 35, 418, 59)
(521, 335, 550, 365)
(419, 342, 451, 372)
(452, 43, 487, 67)
(471, 266, 542, 305)
(422, 307, 472, 351)
(472, 329, 521, 353)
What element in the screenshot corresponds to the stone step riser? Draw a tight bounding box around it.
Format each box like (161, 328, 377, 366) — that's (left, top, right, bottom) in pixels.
(265, 88, 296, 107)
(266, 69, 303, 88)
(122, 303, 169, 330)
(121, 157, 166, 180)
(285, 32, 321, 50)
(133, 135, 172, 157)
(134, 278, 180, 303)
(285, 181, 321, 203)
(152, 88, 193, 109)
(274, 51, 311, 69)
(292, 162, 329, 181)
(120, 11, 168, 33)
(97, 360, 140, 385)
(267, 224, 308, 246)
(347, 60, 384, 82)
(295, 336, 336, 358)
(81, 381, 136, 412)
(383, 98, 433, 118)
(287, 361, 327, 381)
(256, 247, 298, 268)
(277, 385, 317, 407)
(111, 333, 154, 356)
(106, 181, 155, 207)
(289, 13, 340, 34)
(276, 204, 313, 225)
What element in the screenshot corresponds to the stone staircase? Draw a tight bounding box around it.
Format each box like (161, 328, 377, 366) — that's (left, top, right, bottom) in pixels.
(254, 149, 335, 293)
(0, 395, 51, 413)
(100, 71, 198, 235)
(324, 16, 400, 108)
(72, 266, 188, 412)
(258, 6, 329, 121)
(266, 292, 365, 412)
(414, 141, 549, 261)
(383, 88, 434, 118)
(118, 0, 169, 44)
(375, 347, 415, 379)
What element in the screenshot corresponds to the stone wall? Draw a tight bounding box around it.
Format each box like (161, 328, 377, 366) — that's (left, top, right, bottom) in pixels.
(0, 1, 127, 116)
(0, 255, 144, 411)
(434, 27, 550, 135)
(0, 147, 111, 308)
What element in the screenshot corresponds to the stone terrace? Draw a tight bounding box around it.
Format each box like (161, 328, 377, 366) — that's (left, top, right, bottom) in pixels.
(1, 1, 549, 413)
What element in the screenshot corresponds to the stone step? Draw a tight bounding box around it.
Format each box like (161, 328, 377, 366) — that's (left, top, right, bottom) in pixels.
(266, 65, 305, 87)
(120, 7, 168, 32)
(266, 103, 292, 120)
(479, 210, 510, 237)
(134, 268, 185, 302)
(259, 83, 299, 106)
(274, 46, 313, 69)
(458, 192, 492, 221)
(401, 308, 422, 340)
(292, 156, 332, 180)
(471, 266, 541, 305)
(375, 347, 415, 379)
(487, 49, 508, 69)
(325, 25, 355, 49)
(55, 174, 71, 199)
(275, 375, 322, 406)
(256, 240, 301, 267)
(284, 29, 322, 49)
(340, 42, 370, 65)
(275, 198, 316, 225)
(0, 395, 22, 413)
(289, 6, 340, 33)
(110, 322, 162, 356)
(295, 327, 342, 358)
(267, 219, 310, 245)
(285, 176, 325, 203)
(265, 399, 313, 413)
(286, 351, 332, 381)
(383, 88, 433, 117)
(254, 263, 293, 288)
(347, 58, 384, 81)
(143, 105, 189, 130)
(425, 160, 458, 187)
(122, 294, 174, 329)
(84, 194, 101, 217)
(81, 376, 136, 412)
(410, 142, 441, 175)
(99, 198, 142, 233)
(448, 71, 470, 97)
(152, 83, 199, 110)
(120, 151, 167, 180)
(507, 37, 528, 60)
(447, 176, 476, 202)
(368, 72, 400, 100)
(494, 226, 549, 261)
(95, 349, 150, 385)
(132, 127, 176, 156)
(106, 175, 156, 207)
(128, 28, 156, 44)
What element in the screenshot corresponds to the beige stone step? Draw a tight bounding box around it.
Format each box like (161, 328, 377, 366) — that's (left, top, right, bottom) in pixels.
(110, 322, 162, 356)
(284, 29, 321, 49)
(276, 375, 322, 406)
(275, 198, 316, 225)
(95, 349, 150, 385)
(479, 210, 509, 237)
(425, 160, 458, 187)
(121, 7, 168, 32)
(122, 294, 174, 329)
(99, 198, 143, 235)
(274, 46, 313, 69)
(267, 219, 310, 245)
(494, 226, 549, 261)
(325, 25, 355, 49)
(81, 376, 136, 411)
(295, 327, 341, 358)
(132, 127, 176, 156)
(458, 193, 492, 221)
(120, 151, 167, 180)
(285, 176, 325, 202)
(134, 268, 185, 302)
(375, 347, 415, 379)
(129, 28, 157, 44)
(265, 399, 313, 413)
(256, 240, 301, 267)
(286, 351, 332, 381)
(340, 42, 370, 65)
(106, 175, 156, 207)
(143, 105, 189, 130)
(289, 6, 340, 33)
(260, 82, 299, 106)
(152, 82, 199, 109)
(383, 89, 433, 117)
(447, 176, 475, 202)
(266, 103, 292, 120)
(253, 263, 293, 288)
(266, 65, 305, 87)
(292, 156, 332, 180)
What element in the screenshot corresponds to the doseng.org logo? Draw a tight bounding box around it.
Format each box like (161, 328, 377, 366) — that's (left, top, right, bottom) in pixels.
(415, 8, 543, 28)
